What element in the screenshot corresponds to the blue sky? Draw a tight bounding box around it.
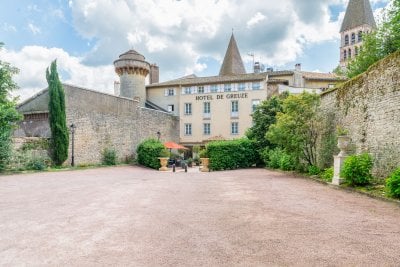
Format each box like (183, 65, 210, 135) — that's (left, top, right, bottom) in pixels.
(0, 0, 390, 100)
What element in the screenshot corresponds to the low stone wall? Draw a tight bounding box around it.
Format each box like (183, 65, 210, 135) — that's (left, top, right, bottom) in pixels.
(319, 51, 400, 177)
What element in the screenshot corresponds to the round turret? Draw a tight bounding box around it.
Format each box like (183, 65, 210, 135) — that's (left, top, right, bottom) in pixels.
(114, 49, 150, 106)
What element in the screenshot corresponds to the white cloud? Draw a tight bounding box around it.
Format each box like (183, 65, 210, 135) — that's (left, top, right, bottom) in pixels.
(2, 23, 17, 32)
(247, 12, 267, 29)
(28, 23, 41, 35)
(0, 46, 117, 102)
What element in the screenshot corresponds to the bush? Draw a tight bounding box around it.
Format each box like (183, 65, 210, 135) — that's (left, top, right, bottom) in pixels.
(102, 147, 117, 166)
(386, 167, 400, 198)
(136, 139, 166, 169)
(341, 153, 373, 186)
(266, 148, 295, 171)
(308, 165, 321, 176)
(321, 167, 334, 182)
(198, 149, 209, 158)
(25, 157, 49, 171)
(207, 138, 257, 171)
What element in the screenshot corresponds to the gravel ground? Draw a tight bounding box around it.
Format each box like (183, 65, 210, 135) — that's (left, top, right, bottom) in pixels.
(1, 166, 400, 266)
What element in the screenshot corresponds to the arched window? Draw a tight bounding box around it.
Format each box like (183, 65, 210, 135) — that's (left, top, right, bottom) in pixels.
(348, 48, 352, 59)
(358, 31, 363, 42)
(351, 33, 356, 44)
(345, 35, 349, 46)
(344, 50, 347, 60)
(355, 46, 359, 56)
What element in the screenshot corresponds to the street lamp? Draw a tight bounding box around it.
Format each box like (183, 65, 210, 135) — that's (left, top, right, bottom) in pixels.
(70, 123, 76, 167)
(157, 131, 161, 141)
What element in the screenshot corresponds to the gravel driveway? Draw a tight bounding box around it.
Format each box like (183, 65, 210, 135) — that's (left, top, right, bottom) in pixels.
(1, 166, 400, 266)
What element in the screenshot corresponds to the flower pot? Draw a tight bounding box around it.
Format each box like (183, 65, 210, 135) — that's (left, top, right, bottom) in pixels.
(200, 158, 209, 172)
(337, 135, 351, 157)
(158, 157, 169, 171)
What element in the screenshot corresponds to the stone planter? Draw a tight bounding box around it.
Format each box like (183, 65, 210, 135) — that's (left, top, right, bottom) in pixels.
(200, 158, 210, 172)
(158, 157, 169, 171)
(337, 135, 351, 156)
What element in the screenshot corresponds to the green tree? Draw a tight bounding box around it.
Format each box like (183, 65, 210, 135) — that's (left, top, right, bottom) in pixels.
(347, 0, 400, 78)
(246, 93, 287, 165)
(267, 92, 320, 169)
(0, 42, 22, 171)
(46, 60, 69, 166)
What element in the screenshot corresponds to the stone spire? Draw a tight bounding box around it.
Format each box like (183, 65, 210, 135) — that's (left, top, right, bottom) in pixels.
(219, 34, 246, 76)
(340, 0, 376, 32)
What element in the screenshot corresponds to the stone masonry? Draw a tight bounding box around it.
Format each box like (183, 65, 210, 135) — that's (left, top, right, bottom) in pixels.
(319, 51, 400, 177)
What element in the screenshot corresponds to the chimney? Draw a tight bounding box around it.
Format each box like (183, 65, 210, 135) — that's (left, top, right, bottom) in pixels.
(149, 64, 159, 84)
(114, 81, 120, 96)
(295, 63, 301, 71)
(254, 62, 261, 73)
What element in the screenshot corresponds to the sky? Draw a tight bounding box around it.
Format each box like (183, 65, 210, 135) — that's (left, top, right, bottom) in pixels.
(0, 0, 390, 101)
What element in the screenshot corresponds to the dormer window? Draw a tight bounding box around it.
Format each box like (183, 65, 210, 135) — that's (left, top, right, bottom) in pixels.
(345, 35, 349, 46)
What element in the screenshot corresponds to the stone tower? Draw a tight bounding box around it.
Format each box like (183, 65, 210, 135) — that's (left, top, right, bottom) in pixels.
(114, 49, 150, 106)
(219, 34, 246, 76)
(340, 0, 376, 67)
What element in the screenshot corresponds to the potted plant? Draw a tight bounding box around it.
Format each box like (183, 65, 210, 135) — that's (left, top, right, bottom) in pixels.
(193, 155, 200, 166)
(158, 149, 170, 171)
(336, 126, 350, 156)
(199, 149, 210, 172)
(187, 157, 193, 167)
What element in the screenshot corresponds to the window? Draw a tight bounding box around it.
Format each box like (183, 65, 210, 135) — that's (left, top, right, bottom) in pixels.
(345, 34, 349, 46)
(224, 84, 231, 92)
(238, 83, 246, 91)
(355, 46, 359, 56)
(198, 86, 204, 94)
(165, 88, 175, 96)
(351, 33, 356, 44)
(184, 103, 192, 115)
(358, 31, 363, 42)
(203, 123, 211, 135)
(184, 87, 192, 94)
(184, 123, 192, 135)
(231, 100, 239, 117)
(252, 82, 261, 90)
(343, 50, 347, 60)
(348, 48, 352, 59)
(231, 122, 239, 135)
(203, 102, 211, 118)
(210, 84, 218, 93)
(167, 104, 174, 112)
(252, 99, 260, 112)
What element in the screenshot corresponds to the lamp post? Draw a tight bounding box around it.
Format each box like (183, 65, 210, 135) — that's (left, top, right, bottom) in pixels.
(70, 123, 76, 167)
(157, 131, 161, 141)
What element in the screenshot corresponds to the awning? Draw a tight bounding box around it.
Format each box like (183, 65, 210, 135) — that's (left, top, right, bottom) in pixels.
(164, 141, 189, 150)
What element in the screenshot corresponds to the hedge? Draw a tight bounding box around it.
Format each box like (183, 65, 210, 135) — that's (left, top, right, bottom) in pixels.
(136, 139, 166, 169)
(207, 138, 257, 171)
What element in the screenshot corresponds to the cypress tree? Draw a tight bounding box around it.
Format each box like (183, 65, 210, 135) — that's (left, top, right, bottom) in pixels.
(46, 60, 69, 166)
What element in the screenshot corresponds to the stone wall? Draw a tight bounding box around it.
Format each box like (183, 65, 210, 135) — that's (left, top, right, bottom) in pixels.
(319, 51, 400, 177)
(64, 85, 179, 165)
(16, 84, 179, 165)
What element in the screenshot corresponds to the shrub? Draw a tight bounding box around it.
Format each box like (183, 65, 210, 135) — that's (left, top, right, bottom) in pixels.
(25, 157, 49, 171)
(198, 149, 209, 158)
(207, 138, 257, 171)
(136, 138, 166, 169)
(341, 153, 373, 186)
(102, 147, 117, 166)
(321, 167, 334, 182)
(308, 165, 321, 175)
(266, 148, 295, 171)
(386, 167, 400, 198)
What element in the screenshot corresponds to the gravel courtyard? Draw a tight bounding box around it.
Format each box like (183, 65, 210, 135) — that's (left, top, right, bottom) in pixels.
(1, 166, 400, 266)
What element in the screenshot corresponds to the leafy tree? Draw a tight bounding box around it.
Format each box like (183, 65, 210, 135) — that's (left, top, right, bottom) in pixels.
(267, 92, 320, 169)
(46, 60, 69, 166)
(347, 0, 400, 78)
(246, 93, 287, 165)
(0, 42, 22, 171)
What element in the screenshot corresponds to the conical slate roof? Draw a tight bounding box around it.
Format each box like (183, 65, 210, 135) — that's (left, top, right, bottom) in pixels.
(340, 0, 376, 32)
(219, 34, 246, 76)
